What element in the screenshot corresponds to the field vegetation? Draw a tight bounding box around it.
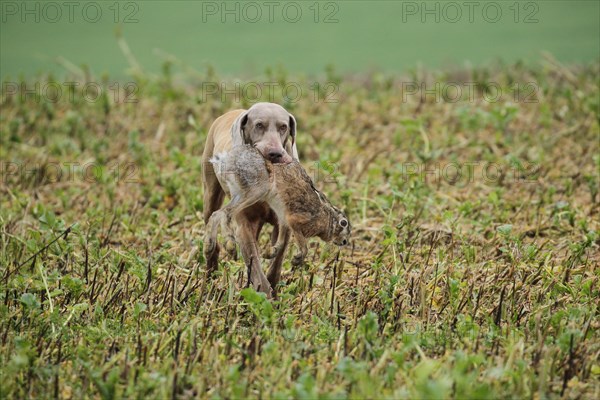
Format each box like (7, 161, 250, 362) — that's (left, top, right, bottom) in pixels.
(1, 58, 599, 398)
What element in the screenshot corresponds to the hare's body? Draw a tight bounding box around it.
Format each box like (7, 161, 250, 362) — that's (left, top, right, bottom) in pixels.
(206, 145, 350, 271)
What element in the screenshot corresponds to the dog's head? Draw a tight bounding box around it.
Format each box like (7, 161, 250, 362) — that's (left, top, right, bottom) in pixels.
(231, 102, 298, 164)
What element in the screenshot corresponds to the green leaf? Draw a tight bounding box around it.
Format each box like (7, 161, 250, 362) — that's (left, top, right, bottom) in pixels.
(19, 293, 40, 310)
(496, 224, 513, 237)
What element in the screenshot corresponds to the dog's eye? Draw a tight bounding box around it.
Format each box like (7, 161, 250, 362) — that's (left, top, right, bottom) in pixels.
(279, 125, 287, 133)
(256, 123, 264, 130)
(339, 219, 348, 228)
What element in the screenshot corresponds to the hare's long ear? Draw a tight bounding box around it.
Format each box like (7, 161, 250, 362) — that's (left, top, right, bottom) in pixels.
(287, 113, 299, 161)
(231, 110, 250, 147)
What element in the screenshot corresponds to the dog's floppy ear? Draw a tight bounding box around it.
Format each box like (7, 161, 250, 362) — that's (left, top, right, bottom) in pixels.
(287, 113, 299, 161)
(231, 110, 250, 147)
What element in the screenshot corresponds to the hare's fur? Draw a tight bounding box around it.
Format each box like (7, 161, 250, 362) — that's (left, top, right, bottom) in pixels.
(205, 145, 350, 269)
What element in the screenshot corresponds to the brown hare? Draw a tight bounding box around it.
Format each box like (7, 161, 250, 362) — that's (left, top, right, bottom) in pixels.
(204, 145, 350, 279)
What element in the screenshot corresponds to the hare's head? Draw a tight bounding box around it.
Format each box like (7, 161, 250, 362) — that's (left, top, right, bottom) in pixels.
(331, 208, 351, 247)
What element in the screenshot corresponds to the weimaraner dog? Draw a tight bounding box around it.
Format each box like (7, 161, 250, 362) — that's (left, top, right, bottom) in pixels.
(202, 102, 298, 297)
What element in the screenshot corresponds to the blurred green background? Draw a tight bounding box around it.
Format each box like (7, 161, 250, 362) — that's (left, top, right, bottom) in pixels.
(1, 0, 599, 78)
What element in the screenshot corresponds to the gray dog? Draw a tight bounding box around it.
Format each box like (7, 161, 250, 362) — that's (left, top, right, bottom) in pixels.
(201, 103, 298, 296)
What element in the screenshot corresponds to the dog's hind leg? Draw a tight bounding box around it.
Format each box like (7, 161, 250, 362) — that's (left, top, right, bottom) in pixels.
(203, 210, 225, 256)
(202, 164, 226, 275)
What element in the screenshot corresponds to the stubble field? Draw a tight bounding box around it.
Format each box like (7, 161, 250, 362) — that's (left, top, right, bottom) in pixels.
(1, 59, 599, 398)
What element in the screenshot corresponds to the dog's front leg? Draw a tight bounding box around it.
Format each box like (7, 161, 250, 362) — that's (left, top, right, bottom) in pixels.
(266, 224, 290, 290)
(236, 214, 273, 298)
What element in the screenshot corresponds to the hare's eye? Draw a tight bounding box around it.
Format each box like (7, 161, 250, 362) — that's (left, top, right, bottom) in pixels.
(339, 219, 348, 228)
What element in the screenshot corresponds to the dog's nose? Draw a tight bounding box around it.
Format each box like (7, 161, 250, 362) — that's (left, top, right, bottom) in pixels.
(268, 151, 283, 162)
